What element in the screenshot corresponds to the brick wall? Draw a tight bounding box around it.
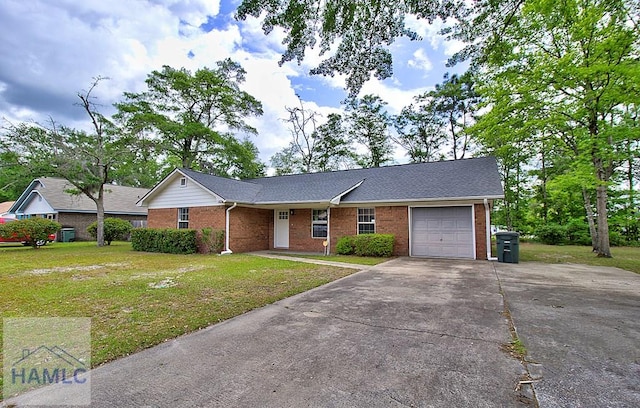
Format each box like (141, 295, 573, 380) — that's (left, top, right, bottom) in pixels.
(474, 203, 488, 260)
(58, 213, 147, 241)
(288, 209, 325, 253)
(329, 207, 356, 253)
(375, 206, 410, 256)
(147, 208, 177, 229)
(229, 206, 271, 252)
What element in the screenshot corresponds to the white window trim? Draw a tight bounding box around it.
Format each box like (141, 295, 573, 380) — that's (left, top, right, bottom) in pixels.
(357, 207, 376, 234)
(179, 177, 187, 187)
(311, 209, 328, 239)
(178, 207, 189, 229)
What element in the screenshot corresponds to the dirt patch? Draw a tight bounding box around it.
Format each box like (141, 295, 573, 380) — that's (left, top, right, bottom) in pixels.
(26, 262, 130, 275)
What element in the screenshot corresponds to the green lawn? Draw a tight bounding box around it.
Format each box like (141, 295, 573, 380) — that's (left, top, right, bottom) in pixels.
(0, 242, 356, 400)
(518, 242, 640, 274)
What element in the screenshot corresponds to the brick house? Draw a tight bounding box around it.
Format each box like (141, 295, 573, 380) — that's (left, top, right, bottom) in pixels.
(138, 157, 504, 260)
(8, 178, 149, 241)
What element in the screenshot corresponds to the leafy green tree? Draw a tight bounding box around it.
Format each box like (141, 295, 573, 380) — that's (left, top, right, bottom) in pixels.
(313, 113, 356, 171)
(474, 0, 640, 257)
(394, 94, 446, 163)
(1, 78, 129, 246)
(236, 0, 460, 96)
(87, 217, 133, 245)
(0, 218, 61, 248)
(345, 95, 394, 168)
(115, 60, 264, 176)
(0, 150, 35, 202)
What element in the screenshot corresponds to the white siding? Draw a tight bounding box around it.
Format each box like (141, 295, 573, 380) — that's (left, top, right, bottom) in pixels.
(147, 176, 223, 209)
(21, 193, 55, 215)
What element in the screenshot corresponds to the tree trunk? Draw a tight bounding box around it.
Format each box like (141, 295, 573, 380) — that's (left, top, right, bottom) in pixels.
(96, 186, 105, 247)
(595, 183, 611, 257)
(582, 188, 598, 252)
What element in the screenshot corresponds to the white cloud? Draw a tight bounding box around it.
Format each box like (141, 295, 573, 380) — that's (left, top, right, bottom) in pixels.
(407, 49, 433, 74)
(0, 0, 457, 170)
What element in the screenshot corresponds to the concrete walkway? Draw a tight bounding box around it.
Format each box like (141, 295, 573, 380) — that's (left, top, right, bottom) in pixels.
(5, 257, 528, 407)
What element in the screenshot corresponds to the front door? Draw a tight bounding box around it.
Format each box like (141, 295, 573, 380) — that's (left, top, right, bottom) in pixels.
(275, 210, 290, 248)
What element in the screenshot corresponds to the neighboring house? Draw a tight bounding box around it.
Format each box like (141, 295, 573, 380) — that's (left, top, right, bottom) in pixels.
(9, 178, 149, 241)
(138, 157, 504, 260)
(0, 201, 15, 217)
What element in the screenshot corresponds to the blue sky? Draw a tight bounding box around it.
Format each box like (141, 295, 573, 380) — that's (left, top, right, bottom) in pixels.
(0, 0, 467, 168)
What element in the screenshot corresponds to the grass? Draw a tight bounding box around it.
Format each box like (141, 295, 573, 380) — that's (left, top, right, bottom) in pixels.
(518, 242, 640, 274)
(0, 242, 356, 400)
(269, 252, 390, 266)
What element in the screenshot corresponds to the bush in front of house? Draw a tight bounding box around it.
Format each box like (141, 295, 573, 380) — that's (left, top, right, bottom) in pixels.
(197, 228, 225, 254)
(131, 228, 198, 254)
(335, 235, 356, 255)
(87, 218, 133, 245)
(336, 234, 395, 257)
(0, 218, 61, 248)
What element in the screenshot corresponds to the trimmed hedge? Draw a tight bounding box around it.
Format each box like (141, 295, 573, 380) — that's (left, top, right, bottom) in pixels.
(335, 233, 395, 257)
(87, 217, 133, 245)
(131, 228, 198, 254)
(197, 228, 225, 254)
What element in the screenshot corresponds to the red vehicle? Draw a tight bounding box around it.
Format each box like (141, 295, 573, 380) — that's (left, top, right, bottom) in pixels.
(0, 217, 57, 246)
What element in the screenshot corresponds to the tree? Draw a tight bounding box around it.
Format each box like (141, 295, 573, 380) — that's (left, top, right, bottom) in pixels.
(345, 95, 394, 167)
(0, 150, 35, 202)
(1, 78, 128, 246)
(271, 100, 355, 175)
(115, 60, 264, 176)
(0, 218, 61, 249)
(87, 217, 133, 245)
(236, 0, 462, 96)
(474, 0, 640, 257)
(272, 97, 322, 174)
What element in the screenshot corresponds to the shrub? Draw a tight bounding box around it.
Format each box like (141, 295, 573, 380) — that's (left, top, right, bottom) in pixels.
(335, 235, 355, 255)
(197, 228, 225, 254)
(0, 218, 61, 248)
(87, 218, 133, 245)
(565, 219, 591, 246)
(131, 228, 198, 254)
(336, 234, 395, 257)
(535, 223, 567, 245)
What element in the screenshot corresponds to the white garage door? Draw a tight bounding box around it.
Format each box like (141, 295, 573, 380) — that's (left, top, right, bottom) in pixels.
(411, 207, 474, 259)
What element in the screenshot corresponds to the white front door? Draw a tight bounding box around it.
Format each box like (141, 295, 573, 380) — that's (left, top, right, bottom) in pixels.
(275, 210, 290, 248)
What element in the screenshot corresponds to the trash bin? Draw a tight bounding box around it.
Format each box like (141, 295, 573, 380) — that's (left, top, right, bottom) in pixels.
(496, 231, 520, 263)
(61, 228, 75, 242)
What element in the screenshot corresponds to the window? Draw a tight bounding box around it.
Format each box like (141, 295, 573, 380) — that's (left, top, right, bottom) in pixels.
(312, 209, 328, 238)
(278, 211, 289, 220)
(357, 208, 375, 234)
(179, 177, 187, 187)
(178, 208, 189, 229)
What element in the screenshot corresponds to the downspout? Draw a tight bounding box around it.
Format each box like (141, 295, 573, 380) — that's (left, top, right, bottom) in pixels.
(326, 207, 331, 255)
(220, 202, 237, 255)
(484, 198, 498, 261)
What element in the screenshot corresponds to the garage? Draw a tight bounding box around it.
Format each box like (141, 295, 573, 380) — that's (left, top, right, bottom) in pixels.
(410, 206, 474, 259)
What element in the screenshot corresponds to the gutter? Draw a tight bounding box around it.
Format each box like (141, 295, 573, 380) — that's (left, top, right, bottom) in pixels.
(484, 198, 498, 261)
(221, 202, 237, 255)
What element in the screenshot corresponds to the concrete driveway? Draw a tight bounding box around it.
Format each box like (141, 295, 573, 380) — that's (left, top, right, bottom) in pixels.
(6, 258, 527, 407)
(494, 262, 640, 407)
(6, 257, 639, 407)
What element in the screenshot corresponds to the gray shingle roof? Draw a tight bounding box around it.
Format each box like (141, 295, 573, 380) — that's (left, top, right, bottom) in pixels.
(12, 178, 149, 214)
(179, 157, 503, 205)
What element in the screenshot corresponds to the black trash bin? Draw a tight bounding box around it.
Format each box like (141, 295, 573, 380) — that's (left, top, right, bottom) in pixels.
(496, 231, 520, 263)
(61, 228, 75, 242)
